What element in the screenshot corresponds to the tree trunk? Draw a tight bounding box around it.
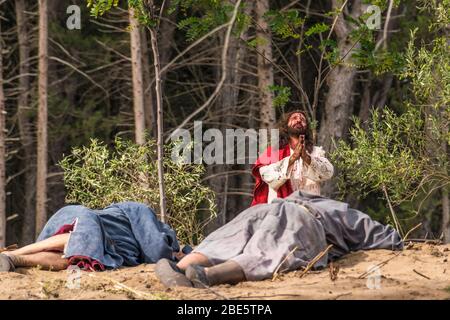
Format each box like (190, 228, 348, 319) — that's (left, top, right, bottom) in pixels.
(218, 33, 239, 225)
(442, 186, 450, 243)
(0, 17, 7, 248)
(440, 27, 449, 243)
(140, 2, 176, 138)
(255, 0, 275, 128)
(15, 0, 36, 245)
(140, 28, 155, 137)
(129, 7, 146, 145)
(148, 25, 167, 223)
(35, 0, 48, 237)
(318, 46, 359, 152)
(358, 5, 398, 130)
(318, 0, 365, 197)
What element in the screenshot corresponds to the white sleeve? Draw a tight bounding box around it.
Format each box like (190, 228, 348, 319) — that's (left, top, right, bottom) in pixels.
(302, 146, 334, 182)
(259, 156, 292, 191)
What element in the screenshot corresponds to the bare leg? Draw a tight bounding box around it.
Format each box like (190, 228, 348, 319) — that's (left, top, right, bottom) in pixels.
(4, 233, 70, 256)
(176, 252, 211, 271)
(7, 252, 68, 271)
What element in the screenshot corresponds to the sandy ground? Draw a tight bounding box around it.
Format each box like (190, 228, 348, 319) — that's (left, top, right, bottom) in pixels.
(0, 242, 449, 300)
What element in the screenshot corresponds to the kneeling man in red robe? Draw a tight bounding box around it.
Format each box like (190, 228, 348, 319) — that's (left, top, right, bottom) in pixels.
(251, 110, 334, 206)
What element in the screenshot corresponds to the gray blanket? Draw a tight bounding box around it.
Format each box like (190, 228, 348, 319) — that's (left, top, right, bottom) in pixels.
(194, 191, 403, 281)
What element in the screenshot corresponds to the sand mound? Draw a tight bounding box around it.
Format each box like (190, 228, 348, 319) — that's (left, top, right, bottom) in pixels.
(0, 242, 449, 300)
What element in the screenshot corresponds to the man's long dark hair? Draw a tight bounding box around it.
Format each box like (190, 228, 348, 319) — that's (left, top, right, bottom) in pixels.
(277, 110, 313, 153)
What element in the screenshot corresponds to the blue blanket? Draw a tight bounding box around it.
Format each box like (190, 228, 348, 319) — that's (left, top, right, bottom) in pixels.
(37, 202, 180, 269)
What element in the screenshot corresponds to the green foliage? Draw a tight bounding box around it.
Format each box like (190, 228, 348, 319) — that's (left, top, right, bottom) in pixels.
(59, 137, 217, 245)
(332, 108, 425, 204)
(175, 0, 250, 41)
(128, 0, 156, 28)
(401, 30, 450, 107)
(305, 22, 329, 37)
(319, 38, 340, 65)
(418, 0, 450, 31)
(87, 0, 156, 28)
(332, 0, 449, 231)
(247, 37, 267, 48)
(268, 85, 291, 109)
(87, 0, 119, 17)
(351, 25, 405, 75)
(265, 9, 304, 39)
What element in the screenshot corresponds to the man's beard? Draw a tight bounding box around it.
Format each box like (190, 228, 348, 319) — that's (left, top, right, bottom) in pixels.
(287, 126, 306, 137)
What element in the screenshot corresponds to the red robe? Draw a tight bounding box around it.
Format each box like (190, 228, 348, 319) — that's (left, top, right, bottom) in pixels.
(251, 144, 293, 206)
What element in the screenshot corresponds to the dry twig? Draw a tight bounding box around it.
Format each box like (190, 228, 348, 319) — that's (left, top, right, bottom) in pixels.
(413, 269, 431, 280)
(298, 244, 333, 278)
(358, 251, 402, 279)
(403, 223, 423, 241)
(272, 246, 298, 281)
(329, 262, 339, 281)
(88, 273, 155, 300)
(189, 279, 230, 300)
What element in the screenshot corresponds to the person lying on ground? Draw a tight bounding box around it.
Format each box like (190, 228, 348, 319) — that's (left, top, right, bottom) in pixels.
(0, 202, 189, 272)
(252, 110, 334, 206)
(155, 191, 403, 288)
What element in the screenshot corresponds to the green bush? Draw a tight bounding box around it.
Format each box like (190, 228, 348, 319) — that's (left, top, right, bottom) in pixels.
(331, 108, 426, 204)
(59, 137, 216, 245)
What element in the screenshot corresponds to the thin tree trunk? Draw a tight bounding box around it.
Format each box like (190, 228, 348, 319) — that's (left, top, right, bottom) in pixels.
(220, 0, 254, 223)
(129, 7, 146, 145)
(158, 0, 177, 76)
(442, 186, 450, 243)
(140, 28, 155, 137)
(218, 32, 239, 225)
(35, 0, 48, 237)
(0, 17, 7, 248)
(148, 25, 167, 222)
(440, 26, 449, 243)
(255, 0, 275, 128)
(15, 0, 36, 245)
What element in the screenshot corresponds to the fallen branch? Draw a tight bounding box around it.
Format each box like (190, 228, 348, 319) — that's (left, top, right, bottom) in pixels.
(230, 293, 305, 299)
(405, 239, 442, 244)
(189, 279, 230, 300)
(88, 273, 155, 300)
(332, 292, 352, 300)
(298, 244, 333, 278)
(413, 269, 431, 280)
(358, 251, 402, 279)
(272, 246, 298, 281)
(403, 223, 423, 242)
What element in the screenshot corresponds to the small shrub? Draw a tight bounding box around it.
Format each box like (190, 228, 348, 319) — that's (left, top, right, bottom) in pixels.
(59, 137, 216, 245)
